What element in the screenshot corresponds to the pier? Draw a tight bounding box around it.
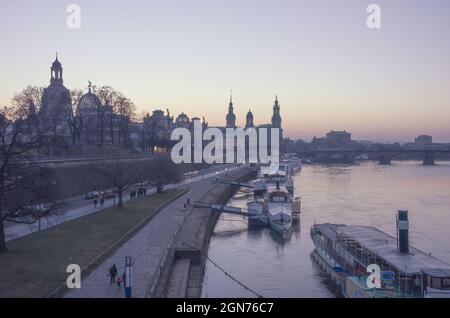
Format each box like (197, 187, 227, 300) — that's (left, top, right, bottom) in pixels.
(154, 168, 257, 298)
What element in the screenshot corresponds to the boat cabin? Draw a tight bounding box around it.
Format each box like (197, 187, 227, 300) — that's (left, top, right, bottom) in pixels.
(421, 268, 450, 298)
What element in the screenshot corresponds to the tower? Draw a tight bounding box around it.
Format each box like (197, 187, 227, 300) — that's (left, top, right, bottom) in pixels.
(245, 109, 254, 128)
(226, 90, 236, 128)
(40, 53, 72, 139)
(50, 53, 63, 85)
(271, 95, 284, 153)
(271, 95, 281, 128)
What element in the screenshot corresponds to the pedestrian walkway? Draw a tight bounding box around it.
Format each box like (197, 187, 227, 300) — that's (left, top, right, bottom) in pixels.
(5, 165, 238, 242)
(64, 174, 224, 298)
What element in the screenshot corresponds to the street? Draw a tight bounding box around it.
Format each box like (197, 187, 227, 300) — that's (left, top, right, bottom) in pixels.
(4, 164, 239, 241)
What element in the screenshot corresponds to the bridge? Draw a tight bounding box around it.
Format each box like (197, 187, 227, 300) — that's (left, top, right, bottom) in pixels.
(296, 148, 450, 165)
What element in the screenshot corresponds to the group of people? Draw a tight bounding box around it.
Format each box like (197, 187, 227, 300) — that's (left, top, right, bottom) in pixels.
(130, 187, 147, 199)
(108, 264, 126, 290)
(92, 186, 147, 208)
(93, 197, 106, 208)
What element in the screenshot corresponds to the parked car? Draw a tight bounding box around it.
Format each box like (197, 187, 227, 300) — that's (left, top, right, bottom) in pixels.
(85, 191, 99, 200)
(101, 189, 116, 199)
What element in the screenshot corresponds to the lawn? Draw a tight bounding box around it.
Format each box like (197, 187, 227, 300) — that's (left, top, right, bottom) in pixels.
(0, 188, 185, 298)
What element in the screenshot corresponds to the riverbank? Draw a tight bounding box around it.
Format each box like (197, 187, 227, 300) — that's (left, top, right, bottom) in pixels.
(0, 189, 184, 298)
(154, 167, 257, 298)
(63, 165, 250, 298)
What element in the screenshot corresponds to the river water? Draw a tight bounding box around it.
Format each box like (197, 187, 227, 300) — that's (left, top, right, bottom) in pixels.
(201, 161, 450, 298)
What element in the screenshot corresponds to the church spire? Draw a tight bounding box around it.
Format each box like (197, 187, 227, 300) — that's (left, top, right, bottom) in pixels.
(271, 94, 281, 128)
(226, 89, 236, 128)
(245, 109, 254, 128)
(50, 53, 63, 85)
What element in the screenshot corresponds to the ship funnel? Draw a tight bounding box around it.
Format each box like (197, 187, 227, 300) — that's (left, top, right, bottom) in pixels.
(396, 210, 409, 254)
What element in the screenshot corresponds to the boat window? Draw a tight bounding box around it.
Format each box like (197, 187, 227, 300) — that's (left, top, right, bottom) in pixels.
(272, 196, 285, 202)
(443, 278, 450, 289)
(430, 277, 442, 289)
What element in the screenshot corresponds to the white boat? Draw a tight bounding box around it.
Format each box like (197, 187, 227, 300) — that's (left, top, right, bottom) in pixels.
(266, 183, 293, 234)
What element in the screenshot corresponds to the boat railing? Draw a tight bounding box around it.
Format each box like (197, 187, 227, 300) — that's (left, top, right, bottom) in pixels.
(310, 228, 348, 268)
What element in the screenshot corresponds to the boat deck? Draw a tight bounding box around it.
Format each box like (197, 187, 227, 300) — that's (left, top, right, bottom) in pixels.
(338, 225, 450, 274)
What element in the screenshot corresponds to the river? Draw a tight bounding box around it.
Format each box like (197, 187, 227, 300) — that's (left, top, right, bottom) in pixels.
(201, 161, 450, 298)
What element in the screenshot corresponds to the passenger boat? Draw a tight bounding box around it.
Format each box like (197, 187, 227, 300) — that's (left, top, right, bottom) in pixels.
(310, 210, 450, 298)
(266, 183, 293, 235)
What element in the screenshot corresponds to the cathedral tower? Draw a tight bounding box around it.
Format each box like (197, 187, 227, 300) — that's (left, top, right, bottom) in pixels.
(271, 95, 281, 128)
(226, 90, 236, 128)
(245, 109, 254, 128)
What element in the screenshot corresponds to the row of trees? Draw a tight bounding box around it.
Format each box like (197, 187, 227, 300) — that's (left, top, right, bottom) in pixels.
(0, 103, 61, 252)
(0, 90, 180, 252)
(12, 85, 137, 154)
(96, 158, 182, 208)
(77, 85, 137, 148)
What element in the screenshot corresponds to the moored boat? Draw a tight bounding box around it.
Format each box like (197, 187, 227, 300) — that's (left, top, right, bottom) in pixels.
(266, 183, 293, 235)
(310, 210, 450, 298)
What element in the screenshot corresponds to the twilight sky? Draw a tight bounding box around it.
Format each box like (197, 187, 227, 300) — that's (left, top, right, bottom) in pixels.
(1, 0, 450, 142)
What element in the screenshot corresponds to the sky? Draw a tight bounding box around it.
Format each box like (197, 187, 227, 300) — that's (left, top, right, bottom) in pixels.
(1, 0, 450, 142)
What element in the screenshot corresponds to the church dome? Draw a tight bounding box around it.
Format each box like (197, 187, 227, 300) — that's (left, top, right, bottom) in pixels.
(175, 112, 191, 128)
(40, 83, 72, 119)
(78, 89, 101, 115)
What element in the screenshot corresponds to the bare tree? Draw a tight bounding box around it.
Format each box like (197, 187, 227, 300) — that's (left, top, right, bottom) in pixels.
(11, 86, 44, 118)
(68, 89, 84, 145)
(11, 86, 45, 144)
(95, 86, 136, 148)
(142, 114, 160, 153)
(96, 160, 142, 208)
(115, 94, 136, 147)
(96, 86, 115, 146)
(0, 105, 61, 253)
(147, 158, 182, 193)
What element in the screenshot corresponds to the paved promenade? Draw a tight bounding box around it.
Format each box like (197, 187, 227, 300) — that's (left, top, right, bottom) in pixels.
(5, 165, 236, 242)
(64, 167, 243, 298)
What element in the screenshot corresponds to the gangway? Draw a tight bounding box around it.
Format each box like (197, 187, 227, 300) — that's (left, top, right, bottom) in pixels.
(192, 201, 260, 217)
(214, 178, 254, 189)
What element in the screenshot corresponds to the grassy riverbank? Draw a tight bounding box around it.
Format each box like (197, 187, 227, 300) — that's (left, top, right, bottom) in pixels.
(0, 189, 185, 298)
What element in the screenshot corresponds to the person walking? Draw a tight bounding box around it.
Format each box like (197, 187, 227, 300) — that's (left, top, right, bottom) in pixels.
(100, 198, 105, 208)
(93, 199, 98, 208)
(109, 264, 117, 285)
